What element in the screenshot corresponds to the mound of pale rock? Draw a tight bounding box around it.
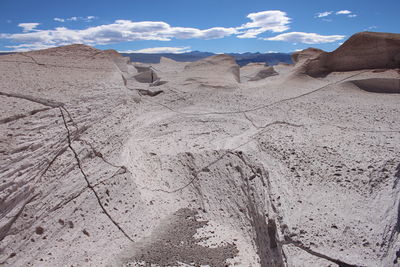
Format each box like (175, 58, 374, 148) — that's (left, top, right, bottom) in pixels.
(303, 32, 400, 77)
(248, 66, 278, 81)
(182, 54, 240, 88)
(291, 48, 324, 64)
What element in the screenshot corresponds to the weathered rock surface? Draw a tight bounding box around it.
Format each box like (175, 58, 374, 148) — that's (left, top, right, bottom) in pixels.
(182, 54, 240, 88)
(240, 63, 278, 82)
(301, 32, 400, 77)
(351, 77, 400, 93)
(291, 48, 324, 64)
(1, 36, 400, 267)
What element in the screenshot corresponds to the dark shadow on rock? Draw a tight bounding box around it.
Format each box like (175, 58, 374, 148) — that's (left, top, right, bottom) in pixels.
(125, 208, 238, 267)
(351, 78, 400, 94)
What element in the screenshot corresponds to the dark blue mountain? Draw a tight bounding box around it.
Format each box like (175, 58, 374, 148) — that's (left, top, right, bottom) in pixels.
(121, 51, 292, 66)
(1, 50, 293, 66)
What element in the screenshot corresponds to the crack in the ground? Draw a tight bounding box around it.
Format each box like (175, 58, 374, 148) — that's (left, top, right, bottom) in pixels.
(59, 106, 134, 242)
(281, 238, 362, 267)
(0, 91, 63, 108)
(19, 53, 46, 66)
(50, 166, 127, 212)
(77, 138, 128, 173)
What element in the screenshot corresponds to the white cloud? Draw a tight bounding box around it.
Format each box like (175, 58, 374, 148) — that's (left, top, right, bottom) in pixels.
(4, 43, 57, 52)
(1, 20, 237, 50)
(317, 10, 357, 19)
(336, 10, 352, 15)
(237, 10, 290, 38)
(18, 23, 40, 32)
(366, 25, 377, 30)
(0, 10, 346, 51)
(120, 46, 191, 54)
(54, 16, 97, 23)
(316, 11, 333, 18)
(265, 32, 345, 44)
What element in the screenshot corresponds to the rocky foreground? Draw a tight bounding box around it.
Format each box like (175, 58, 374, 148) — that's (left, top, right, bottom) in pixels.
(1, 32, 400, 267)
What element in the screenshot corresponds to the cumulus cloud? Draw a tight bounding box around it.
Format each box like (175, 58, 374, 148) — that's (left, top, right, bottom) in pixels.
(18, 23, 40, 32)
(265, 32, 345, 44)
(237, 10, 290, 38)
(336, 10, 351, 15)
(4, 43, 57, 52)
(120, 46, 191, 54)
(1, 20, 237, 50)
(316, 11, 333, 18)
(54, 16, 97, 23)
(0, 10, 347, 51)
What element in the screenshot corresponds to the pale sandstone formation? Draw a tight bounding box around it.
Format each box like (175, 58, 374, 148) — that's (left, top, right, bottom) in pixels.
(1, 36, 400, 267)
(301, 32, 400, 77)
(182, 54, 240, 88)
(240, 63, 278, 82)
(291, 48, 324, 64)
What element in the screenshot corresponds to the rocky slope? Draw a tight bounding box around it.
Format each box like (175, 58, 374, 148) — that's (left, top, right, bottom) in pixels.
(1, 33, 400, 267)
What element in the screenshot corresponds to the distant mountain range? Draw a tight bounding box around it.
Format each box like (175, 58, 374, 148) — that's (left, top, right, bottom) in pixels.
(0, 50, 293, 66)
(121, 51, 293, 66)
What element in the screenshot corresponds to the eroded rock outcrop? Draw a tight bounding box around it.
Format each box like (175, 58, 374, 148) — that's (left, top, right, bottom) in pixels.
(183, 54, 240, 88)
(302, 32, 400, 77)
(291, 48, 324, 64)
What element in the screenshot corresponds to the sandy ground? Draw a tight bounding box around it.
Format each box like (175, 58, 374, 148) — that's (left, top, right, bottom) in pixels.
(0, 44, 400, 267)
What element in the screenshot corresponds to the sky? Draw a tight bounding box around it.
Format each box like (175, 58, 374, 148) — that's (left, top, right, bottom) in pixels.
(0, 0, 399, 53)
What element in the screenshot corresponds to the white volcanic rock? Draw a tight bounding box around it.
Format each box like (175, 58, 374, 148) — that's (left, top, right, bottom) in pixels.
(241, 63, 278, 82)
(182, 54, 240, 88)
(1, 35, 400, 267)
(291, 48, 324, 64)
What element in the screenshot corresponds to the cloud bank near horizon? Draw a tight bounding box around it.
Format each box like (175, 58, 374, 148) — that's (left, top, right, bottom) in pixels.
(1, 10, 347, 51)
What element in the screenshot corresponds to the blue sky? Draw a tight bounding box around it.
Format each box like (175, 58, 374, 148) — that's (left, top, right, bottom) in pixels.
(0, 0, 399, 53)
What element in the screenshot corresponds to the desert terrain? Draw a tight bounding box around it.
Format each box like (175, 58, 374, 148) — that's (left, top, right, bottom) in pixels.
(1, 32, 400, 267)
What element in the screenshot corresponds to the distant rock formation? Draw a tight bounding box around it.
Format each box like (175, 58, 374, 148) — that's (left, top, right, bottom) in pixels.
(248, 66, 278, 81)
(301, 32, 400, 77)
(291, 48, 324, 64)
(183, 54, 240, 88)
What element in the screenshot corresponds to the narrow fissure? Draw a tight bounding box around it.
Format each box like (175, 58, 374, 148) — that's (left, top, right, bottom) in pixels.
(281, 237, 362, 267)
(59, 107, 134, 242)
